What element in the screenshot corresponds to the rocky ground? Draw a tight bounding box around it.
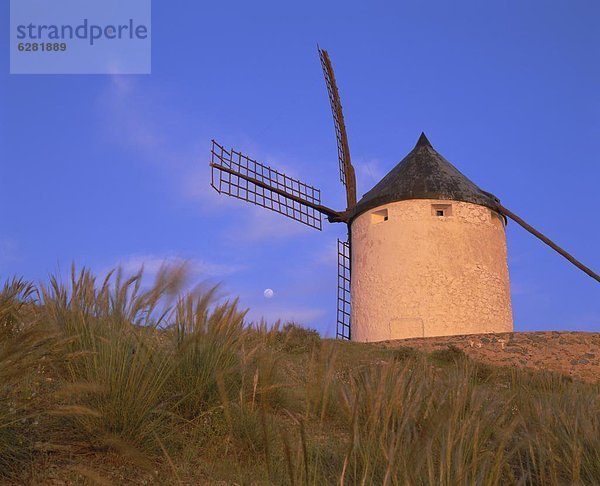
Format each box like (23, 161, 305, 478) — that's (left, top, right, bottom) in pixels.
(379, 331, 600, 383)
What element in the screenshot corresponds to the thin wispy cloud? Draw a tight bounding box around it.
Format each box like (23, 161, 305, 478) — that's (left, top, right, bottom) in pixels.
(181, 163, 234, 210)
(245, 305, 326, 326)
(102, 77, 167, 157)
(224, 207, 315, 243)
(99, 76, 319, 245)
(354, 157, 385, 196)
(92, 76, 335, 330)
(107, 254, 245, 281)
(0, 238, 20, 268)
(311, 238, 340, 267)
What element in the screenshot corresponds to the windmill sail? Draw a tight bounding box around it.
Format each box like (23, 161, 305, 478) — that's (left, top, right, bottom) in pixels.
(337, 238, 351, 340)
(319, 48, 357, 210)
(210, 140, 340, 230)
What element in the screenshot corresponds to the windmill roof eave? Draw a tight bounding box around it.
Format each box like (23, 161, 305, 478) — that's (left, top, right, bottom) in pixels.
(349, 133, 501, 222)
(348, 192, 501, 223)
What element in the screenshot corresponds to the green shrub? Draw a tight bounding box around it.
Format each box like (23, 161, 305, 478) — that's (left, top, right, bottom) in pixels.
(279, 322, 321, 353)
(390, 345, 421, 362)
(429, 344, 469, 364)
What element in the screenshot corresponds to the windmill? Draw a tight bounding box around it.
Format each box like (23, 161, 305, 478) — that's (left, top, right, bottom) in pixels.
(209, 48, 599, 342)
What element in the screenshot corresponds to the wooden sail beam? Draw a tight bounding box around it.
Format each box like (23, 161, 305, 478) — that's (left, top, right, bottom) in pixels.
(497, 204, 600, 284)
(210, 162, 342, 221)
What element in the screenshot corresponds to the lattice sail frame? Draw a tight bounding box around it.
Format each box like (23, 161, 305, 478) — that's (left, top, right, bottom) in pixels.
(319, 48, 357, 209)
(211, 140, 324, 230)
(337, 238, 351, 340)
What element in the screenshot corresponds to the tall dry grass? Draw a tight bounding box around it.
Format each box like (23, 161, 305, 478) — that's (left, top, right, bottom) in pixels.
(168, 289, 246, 419)
(0, 278, 55, 477)
(0, 265, 599, 484)
(39, 267, 180, 457)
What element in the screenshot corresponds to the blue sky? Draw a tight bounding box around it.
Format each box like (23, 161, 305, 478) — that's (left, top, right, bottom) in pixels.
(1, 1, 598, 335)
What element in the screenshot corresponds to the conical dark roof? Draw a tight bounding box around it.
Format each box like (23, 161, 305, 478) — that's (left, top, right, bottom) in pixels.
(350, 133, 500, 220)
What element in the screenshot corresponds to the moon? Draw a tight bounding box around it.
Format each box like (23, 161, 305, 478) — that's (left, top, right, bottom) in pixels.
(263, 288, 274, 299)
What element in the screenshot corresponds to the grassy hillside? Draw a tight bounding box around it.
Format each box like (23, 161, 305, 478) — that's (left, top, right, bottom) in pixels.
(1, 266, 599, 485)
(381, 331, 600, 384)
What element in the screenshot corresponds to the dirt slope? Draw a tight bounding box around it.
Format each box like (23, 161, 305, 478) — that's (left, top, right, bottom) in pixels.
(379, 331, 600, 383)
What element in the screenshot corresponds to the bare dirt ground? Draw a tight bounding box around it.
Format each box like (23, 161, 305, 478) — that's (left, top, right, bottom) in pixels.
(378, 332, 600, 383)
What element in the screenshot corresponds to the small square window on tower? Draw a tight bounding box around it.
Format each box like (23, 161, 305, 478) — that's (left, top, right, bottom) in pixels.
(432, 203, 452, 217)
(371, 208, 389, 224)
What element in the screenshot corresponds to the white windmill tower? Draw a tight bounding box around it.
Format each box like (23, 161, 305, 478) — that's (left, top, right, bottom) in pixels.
(348, 132, 512, 341)
(209, 48, 599, 342)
